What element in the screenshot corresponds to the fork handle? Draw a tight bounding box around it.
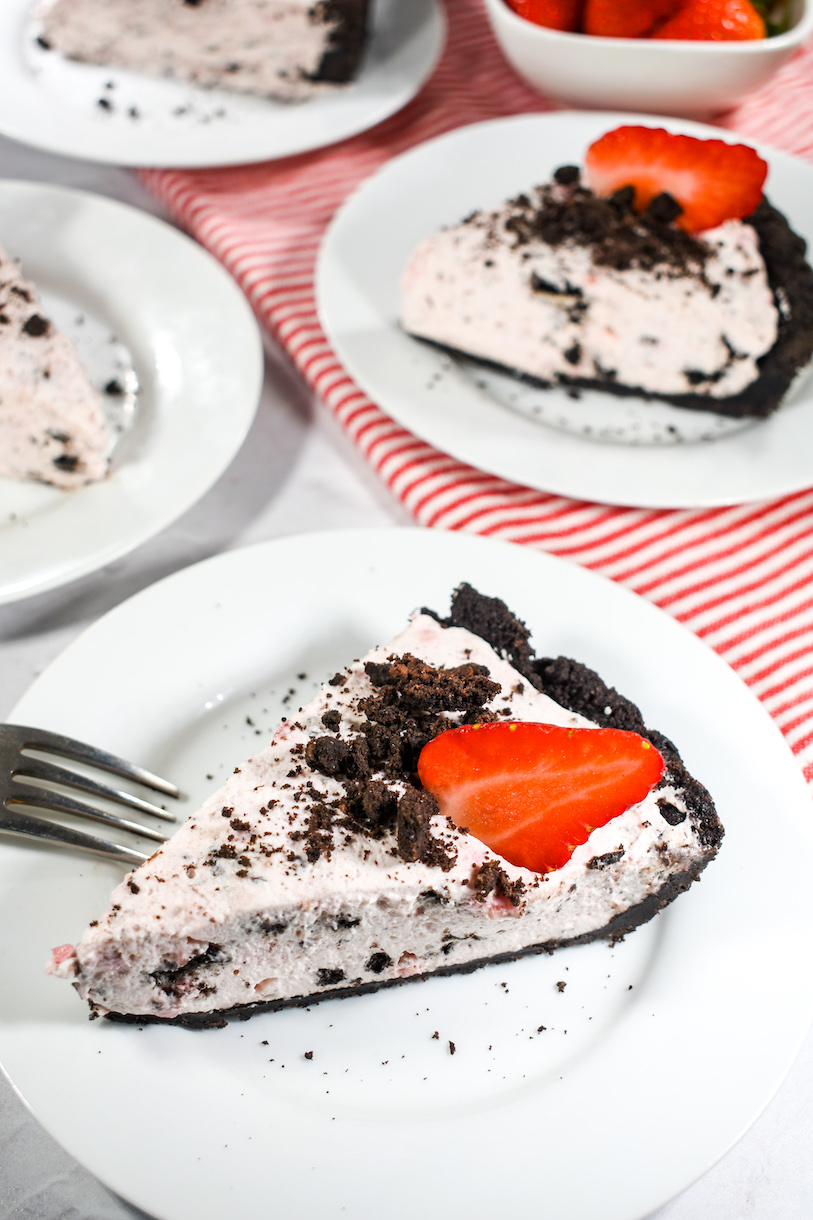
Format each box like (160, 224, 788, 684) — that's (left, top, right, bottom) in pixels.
(0, 806, 148, 866)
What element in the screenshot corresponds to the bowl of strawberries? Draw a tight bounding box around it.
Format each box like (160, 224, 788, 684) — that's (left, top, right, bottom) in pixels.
(483, 0, 811, 117)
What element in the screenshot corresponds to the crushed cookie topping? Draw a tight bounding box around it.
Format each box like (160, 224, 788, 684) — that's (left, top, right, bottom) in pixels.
(469, 860, 525, 906)
(299, 649, 502, 870)
(470, 175, 710, 277)
(363, 653, 499, 713)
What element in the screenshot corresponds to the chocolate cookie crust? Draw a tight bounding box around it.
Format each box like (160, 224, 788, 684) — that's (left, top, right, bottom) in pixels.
(441, 585, 720, 851)
(311, 0, 370, 83)
(104, 585, 722, 1028)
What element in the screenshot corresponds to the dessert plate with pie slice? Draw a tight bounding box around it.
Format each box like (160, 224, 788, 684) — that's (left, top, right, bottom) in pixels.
(0, 528, 811, 1220)
(317, 110, 813, 509)
(0, 179, 263, 604)
(0, 0, 443, 166)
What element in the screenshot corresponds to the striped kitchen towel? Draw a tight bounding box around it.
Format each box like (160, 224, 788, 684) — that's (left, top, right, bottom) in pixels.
(142, 0, 813, 784)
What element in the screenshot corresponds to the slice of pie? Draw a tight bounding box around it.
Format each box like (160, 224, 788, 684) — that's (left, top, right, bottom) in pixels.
(0, 243, 110, 488)
(401, 126, 813, 419)
(35, 0, 371, 103)
(48, 585, 723, 1027)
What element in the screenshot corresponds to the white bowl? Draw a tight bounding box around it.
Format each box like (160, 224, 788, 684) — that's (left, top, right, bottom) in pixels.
(483, 0, 812, 118)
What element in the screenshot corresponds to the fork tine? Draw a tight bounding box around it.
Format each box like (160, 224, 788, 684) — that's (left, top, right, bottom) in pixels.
(0, 806, 148, 866)
(8, 724, 180, 799)
(11, 758, 177, 822)
(6, 786, 169, 843)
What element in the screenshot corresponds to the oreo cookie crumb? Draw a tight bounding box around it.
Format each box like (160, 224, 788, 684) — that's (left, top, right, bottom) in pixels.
(657, 799, 687, 827)
(22, 314, 50, 338)
(316, 968, 345, 986)
(646, 192, 683, 225)
(587, 849, 625, 870)
(469, 860, 525, 906)
(366, 952, 392, 974)
(553, 165, 580, 186)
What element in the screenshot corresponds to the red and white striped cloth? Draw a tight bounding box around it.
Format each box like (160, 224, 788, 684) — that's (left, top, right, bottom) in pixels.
(142, 0, 813, 784)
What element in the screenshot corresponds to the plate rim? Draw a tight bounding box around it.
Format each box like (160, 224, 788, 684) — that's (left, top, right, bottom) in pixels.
(0, 176, 264, 605)
(316, 109, 813, 510)
(2, 525, 813, 1220)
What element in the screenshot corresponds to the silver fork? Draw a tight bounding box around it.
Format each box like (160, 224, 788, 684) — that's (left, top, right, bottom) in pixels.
(0, 723, 180, 866)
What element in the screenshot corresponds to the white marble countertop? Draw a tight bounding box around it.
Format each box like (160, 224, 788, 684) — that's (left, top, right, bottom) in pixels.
(0, 132, 811, 1220)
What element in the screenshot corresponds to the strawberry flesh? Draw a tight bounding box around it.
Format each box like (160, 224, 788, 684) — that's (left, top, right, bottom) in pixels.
(582, 0, 683, 37)
(652, 0, 766, 39)
(505, 0, 582, 31)
(584, 125, 768, 233)
(417, 722, 665, 875)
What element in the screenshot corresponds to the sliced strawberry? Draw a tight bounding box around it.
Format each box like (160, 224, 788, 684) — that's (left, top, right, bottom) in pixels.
(652, 0, 765, 39)
(417, 722, 664, 875)
(582, 0, 683, 38)
(504, 0, 582, 32)
(583, 125, 767, 233)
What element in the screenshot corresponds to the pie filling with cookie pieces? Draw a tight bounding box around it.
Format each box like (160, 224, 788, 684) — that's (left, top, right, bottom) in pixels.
(34, 0, 371, 103)
(401, 125, 813, 419)
(48, 585, 723, 1028)
(0, 242, 110, 488)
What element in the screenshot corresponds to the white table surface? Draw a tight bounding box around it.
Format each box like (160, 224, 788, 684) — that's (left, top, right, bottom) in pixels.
(0, 131, 810, 1220)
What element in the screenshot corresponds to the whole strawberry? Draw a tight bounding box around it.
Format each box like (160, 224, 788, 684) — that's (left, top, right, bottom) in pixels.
(582, 0, 683, 37)
(652, 0, 766, 39)
(504, 0, 582, 32)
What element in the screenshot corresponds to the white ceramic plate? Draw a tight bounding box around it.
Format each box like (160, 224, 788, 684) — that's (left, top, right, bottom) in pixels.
(0, 0, 444, 167)
(0, 180, 263, 605)
(317, 111, 813, 509)
(1, 527, 812, 1220)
